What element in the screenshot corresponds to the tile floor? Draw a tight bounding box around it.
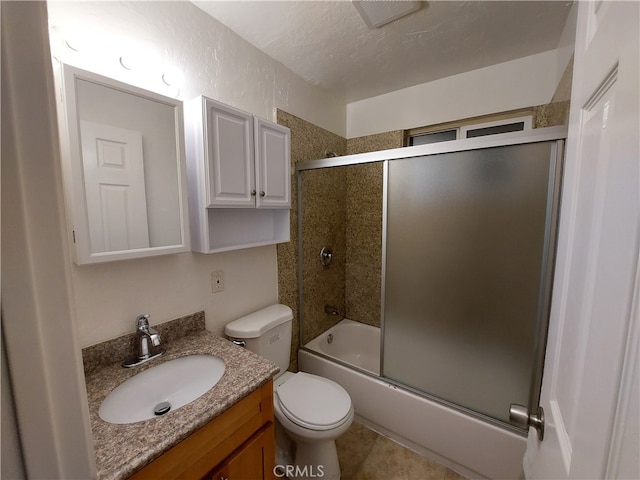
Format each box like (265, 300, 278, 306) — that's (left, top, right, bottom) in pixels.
(336, 421, 468, 480)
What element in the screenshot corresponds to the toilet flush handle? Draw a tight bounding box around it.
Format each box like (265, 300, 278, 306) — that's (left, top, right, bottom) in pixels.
(232, 339, 246, 348)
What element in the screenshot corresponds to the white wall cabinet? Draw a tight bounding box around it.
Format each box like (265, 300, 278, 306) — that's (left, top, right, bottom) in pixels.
(185, 96, 291, 253)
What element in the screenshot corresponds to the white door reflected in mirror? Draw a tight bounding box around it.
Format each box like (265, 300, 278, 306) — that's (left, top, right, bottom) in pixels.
(80, 121, 150, 253)
(55, 64, 190, 264)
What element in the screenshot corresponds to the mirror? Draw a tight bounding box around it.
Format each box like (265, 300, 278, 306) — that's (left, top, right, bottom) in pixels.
(56, 64, 190, 264)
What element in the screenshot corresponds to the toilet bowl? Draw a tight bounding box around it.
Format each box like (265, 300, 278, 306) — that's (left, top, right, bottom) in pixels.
(225, 305, 354, 480)
(273, 372, 354, 480)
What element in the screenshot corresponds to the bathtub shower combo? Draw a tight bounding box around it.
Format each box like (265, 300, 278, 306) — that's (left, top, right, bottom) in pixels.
(296, 127, 566, 479)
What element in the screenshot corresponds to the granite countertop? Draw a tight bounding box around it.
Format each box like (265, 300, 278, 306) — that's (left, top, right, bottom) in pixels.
(84, 326, 278, 480)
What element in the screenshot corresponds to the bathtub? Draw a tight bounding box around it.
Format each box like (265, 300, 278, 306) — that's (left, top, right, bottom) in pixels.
(299, 319, 526, 480)
(303, 318, 380, 375)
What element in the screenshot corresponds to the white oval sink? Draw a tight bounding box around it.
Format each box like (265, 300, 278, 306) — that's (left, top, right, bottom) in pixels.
(99, 355, 225, 424)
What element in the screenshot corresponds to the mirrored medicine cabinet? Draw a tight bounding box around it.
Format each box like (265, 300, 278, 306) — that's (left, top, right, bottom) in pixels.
(55, 63, 190, 265)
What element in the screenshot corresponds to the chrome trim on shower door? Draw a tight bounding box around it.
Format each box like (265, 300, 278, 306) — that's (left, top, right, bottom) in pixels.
(297, 168, 305, 349)
(527, 139, 565, 415)
(380, 159, 389, 377)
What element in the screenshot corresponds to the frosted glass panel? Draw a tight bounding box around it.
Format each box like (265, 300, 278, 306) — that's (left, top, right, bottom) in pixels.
(383, 142, 554, 423)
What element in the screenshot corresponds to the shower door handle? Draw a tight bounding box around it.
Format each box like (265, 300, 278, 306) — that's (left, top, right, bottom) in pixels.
(509, 404, 545, 441)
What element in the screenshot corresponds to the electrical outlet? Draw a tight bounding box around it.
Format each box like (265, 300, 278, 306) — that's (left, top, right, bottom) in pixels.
(212, 270, 224, 293)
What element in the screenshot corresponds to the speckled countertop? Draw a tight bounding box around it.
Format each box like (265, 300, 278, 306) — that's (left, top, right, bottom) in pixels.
(83, 315, 278, 480)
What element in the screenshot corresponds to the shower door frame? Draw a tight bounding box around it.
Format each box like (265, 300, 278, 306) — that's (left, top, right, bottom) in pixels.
(296, 125, 567, 433)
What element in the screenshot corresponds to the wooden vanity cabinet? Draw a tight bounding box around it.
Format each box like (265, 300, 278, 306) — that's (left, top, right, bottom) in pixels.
(129, 381, 275, 480)
(206, 423, 274, 480)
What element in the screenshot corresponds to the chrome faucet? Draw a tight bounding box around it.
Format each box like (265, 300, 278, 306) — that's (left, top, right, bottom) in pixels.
(123, 314, 164, 368)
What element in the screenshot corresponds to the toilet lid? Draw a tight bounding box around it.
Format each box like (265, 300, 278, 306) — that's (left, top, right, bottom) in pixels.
(275, 373, 352, 431)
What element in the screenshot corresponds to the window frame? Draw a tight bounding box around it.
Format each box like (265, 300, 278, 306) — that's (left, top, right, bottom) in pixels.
(405, 108, 534, 147)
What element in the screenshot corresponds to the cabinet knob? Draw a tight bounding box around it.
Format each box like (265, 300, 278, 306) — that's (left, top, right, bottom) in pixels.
(259, 191, 266, 197)
(251, 189, 256, 196)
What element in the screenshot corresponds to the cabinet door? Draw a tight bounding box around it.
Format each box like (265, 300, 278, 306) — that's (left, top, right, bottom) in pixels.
(206, 100, 255, 207)
(254, 117, 291, 209)
(208, 423, 275, 480)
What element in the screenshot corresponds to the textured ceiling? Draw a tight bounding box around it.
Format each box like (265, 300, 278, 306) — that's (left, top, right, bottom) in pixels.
(194, 1, 573, 103)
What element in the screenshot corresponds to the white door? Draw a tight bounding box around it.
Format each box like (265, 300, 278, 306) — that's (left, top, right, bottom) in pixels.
(524, 2, 639, 479)
(254, 117, 291, 208)
(81, 121, 150, 252)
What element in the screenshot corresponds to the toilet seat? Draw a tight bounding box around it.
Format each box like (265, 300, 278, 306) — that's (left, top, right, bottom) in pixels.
(275, 372, 352, 431)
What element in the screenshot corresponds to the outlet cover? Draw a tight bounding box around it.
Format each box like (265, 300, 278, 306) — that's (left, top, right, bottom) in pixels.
(212, 270, 224, 293)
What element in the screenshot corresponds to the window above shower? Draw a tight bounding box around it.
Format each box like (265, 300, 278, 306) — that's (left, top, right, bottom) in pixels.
(407, 110, 533, 146)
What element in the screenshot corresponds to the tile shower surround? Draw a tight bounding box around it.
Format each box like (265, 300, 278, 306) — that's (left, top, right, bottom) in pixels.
(276, 84, 571, 362)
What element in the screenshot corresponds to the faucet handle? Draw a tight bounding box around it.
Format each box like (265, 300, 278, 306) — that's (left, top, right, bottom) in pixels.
(135, 314, 150, 328)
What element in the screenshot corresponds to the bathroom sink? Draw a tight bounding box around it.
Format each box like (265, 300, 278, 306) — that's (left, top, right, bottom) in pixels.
(99, 355, 225, 424)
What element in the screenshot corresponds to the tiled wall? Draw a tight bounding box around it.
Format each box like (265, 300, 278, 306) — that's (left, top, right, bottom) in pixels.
(300, 167, 347, 343)
(276, 113, 400, 360)
(533, 55, 573, 128)
(278, 68, 573, 367)
(345, 162, 384, 327)
(276, 110, 347, 370)
(346, 131, 404, 155)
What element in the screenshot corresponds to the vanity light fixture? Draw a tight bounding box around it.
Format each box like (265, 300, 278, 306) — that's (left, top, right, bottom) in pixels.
(119, 54, 136, 70)
(161, 65, 185, 98)
(49, 25, 184, 98)
(64, 38, 81, 52)
(161, 65, 185, 88)
(62, 29, 83, 52)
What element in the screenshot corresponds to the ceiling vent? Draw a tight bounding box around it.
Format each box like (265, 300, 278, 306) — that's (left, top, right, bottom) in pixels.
(352, 1, 422, 29)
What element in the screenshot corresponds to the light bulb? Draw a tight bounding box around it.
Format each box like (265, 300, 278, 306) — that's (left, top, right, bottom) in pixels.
(161, 66, 185, 88)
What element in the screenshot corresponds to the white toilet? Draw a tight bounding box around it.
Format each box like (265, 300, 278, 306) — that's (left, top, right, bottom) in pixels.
(225, 304, 354, 480)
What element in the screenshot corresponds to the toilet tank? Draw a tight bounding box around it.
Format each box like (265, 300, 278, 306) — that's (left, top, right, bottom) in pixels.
(224, 304, 293, 375)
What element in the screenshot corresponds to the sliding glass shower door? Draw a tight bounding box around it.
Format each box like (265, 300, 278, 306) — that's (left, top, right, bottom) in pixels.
(382, 141, 561, 425)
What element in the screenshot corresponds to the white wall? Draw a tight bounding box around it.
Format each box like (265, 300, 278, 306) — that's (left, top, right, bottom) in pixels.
(555, 2, 578, 81)
(2, 2, 95, 476)
(47, 1, 346, 346)
(346, 49, 562, 139)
